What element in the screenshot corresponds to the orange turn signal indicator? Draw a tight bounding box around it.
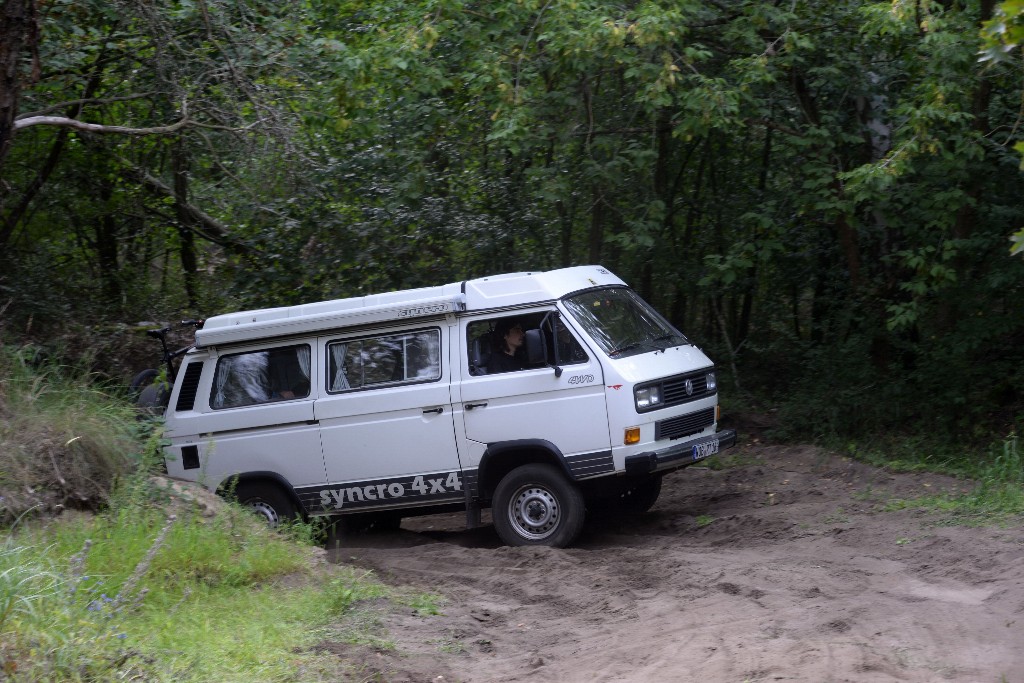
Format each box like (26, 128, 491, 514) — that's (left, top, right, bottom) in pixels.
(624, 427, 640, 445)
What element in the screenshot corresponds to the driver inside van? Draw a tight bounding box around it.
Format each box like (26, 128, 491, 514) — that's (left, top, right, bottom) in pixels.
(487, 319, 527, 374)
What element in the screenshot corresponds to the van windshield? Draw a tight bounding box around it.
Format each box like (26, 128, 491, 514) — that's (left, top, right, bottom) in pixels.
(562, 288, 688, 359)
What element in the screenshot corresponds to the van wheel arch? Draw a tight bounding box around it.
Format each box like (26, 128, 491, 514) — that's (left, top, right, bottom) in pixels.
(477, 439, 573, 501)
(218, 473, 303, 525)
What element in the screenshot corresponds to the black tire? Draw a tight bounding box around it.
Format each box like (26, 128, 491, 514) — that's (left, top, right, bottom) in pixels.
(130, 368, 159, 394)
(136, 382, 170, 411)
(232, 482, 299, 526)
(615, 475, 663, 514)
(132, 368, 170, 415)
(492, 464, 585, 547)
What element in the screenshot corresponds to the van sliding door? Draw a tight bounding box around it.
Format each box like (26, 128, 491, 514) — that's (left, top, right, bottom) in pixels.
(311, 324, 462, 515)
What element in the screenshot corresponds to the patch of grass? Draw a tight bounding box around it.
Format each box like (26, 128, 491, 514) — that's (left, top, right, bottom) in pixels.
(695, 514, 715, 528)
(430, 630, 467, 654)
(706, 449, 761, 471)
(402, 592, 443, 616)
(823, 507, 850, 524)
(881, 434, 1024, 524)
(2, 495, 397, 681)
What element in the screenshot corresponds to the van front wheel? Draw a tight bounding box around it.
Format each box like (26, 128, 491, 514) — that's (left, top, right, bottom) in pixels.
(233, 482, 298, 526)
(493, 464, 584, 547)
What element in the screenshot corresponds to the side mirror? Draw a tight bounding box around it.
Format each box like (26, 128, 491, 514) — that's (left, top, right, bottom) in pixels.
(524, 327, 563, 377)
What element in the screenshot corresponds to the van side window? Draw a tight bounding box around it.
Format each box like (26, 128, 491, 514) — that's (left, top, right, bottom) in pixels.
(327, 329, 441, 392)
(467, 313, 588, 376)
(211, 344, 311, 409)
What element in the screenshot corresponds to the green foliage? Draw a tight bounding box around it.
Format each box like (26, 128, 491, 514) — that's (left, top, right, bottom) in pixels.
(981, 0, 1024, 63)
(1, 0, 1022, 446)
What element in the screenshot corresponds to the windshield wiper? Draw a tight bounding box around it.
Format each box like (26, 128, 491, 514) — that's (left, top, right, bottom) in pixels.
(611, 334, 688, 357)
(650, 333, 688, 349)
(609, 340, 657, 357)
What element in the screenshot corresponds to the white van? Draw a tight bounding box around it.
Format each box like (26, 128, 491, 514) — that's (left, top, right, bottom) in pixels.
(156, 265, 735, 546)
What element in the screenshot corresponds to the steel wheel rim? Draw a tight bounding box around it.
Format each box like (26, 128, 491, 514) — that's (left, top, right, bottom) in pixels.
(248, 500, 280, 526)
(508, 484, 559, 540)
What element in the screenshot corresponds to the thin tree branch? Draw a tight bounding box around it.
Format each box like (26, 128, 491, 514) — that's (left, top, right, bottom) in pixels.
(13, 113, 189, 135)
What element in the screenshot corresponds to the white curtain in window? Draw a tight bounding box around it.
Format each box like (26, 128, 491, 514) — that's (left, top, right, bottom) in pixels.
(213, 357, 231, 407)
(213, 352, 270, 408)
(296, 346, 310, 382)
(329, 343, 349, 391)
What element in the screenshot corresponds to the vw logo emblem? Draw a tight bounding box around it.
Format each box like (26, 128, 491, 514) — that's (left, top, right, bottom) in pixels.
(684, 379, 694, 396)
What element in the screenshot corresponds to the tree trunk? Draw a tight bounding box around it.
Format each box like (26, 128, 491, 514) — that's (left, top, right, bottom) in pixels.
(95, 178, 122, 307)
(0, 0, 39, 240)
(588, 184, 603, 264)
(172, 141, 199, 310)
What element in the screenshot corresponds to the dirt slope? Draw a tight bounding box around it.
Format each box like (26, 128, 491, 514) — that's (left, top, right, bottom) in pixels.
(327, 445, 1024, 682)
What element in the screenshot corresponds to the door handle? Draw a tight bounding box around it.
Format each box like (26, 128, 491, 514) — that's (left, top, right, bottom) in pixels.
(464, 402, 488, 410)
(422, 407, 444, 415)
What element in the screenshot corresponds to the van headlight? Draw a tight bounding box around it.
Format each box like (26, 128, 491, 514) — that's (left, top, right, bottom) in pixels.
(706, 371, 717, 392)
(635, 384, 662, 411)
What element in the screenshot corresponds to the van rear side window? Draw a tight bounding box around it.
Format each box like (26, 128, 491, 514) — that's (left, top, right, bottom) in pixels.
(211, 344, 311, 409)
(327, 329, 441, 392)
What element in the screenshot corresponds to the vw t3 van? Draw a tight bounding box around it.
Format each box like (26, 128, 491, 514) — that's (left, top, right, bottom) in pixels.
(156, 265, 736, 546)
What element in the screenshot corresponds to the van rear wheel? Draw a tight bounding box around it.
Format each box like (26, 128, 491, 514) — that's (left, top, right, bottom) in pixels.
(493, 464, 584, 547)
(233, 482, 298, 526)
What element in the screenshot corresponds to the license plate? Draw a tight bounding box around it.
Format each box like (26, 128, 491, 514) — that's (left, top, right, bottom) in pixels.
(692, 439, 719, 461)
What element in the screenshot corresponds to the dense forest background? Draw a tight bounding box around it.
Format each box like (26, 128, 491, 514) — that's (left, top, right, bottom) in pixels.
(1, 0, 1022, 444)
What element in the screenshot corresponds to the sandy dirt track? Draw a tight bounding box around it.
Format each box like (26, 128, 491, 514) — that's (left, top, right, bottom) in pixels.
(325, 444, 1024, 682)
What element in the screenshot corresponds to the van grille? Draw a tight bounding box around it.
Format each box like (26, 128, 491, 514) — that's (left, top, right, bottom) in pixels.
(661, 370, 713, 407)
(655, 407, 715, 441)
(175, 363, 203, 412)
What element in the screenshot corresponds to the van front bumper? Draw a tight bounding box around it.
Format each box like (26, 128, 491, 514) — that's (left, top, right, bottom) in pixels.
(624, 429, 737, 475)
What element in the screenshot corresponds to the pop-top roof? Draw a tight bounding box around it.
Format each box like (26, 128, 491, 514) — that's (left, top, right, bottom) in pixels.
(194, 265, 625, 347)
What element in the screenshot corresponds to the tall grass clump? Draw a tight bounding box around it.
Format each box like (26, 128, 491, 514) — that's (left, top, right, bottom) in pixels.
(963, 433, 1024, 516)
(0, 345, 140, 521)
